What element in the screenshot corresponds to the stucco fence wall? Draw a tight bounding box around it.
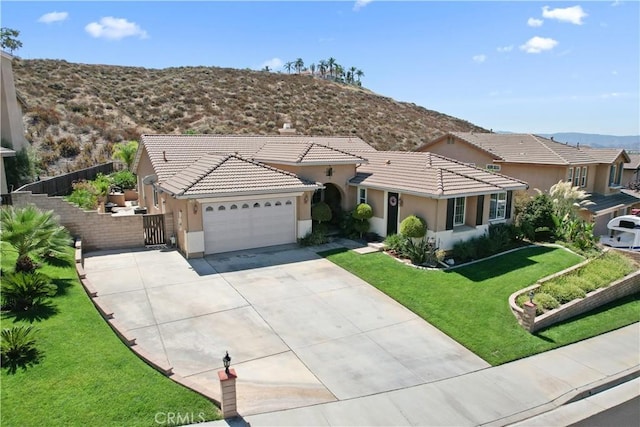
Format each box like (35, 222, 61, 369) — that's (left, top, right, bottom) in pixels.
(509, 250, 640, 333)
(10, 191, 174, 251)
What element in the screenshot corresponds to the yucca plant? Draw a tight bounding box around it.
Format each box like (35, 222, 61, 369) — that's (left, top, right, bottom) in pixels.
(1, 271, 56, 311)
(1, 326, 42, 373)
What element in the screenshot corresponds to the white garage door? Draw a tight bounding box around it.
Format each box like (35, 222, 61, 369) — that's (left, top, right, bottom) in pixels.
(203, 198, 296, 254)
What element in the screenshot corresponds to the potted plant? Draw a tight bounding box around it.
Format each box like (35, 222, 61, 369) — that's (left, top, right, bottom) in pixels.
(110, 170, 138, 202)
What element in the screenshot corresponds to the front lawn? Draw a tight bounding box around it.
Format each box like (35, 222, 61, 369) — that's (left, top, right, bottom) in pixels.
(1, 244, 220, 426)
(323, 246, 640, 365)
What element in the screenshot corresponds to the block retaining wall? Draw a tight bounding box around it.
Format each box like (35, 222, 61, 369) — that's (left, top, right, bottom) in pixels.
(510, 250, 640, 333)
(12, 191, 144, 251)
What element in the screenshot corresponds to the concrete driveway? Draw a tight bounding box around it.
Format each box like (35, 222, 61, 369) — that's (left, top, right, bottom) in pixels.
(83, 243, 489, 416)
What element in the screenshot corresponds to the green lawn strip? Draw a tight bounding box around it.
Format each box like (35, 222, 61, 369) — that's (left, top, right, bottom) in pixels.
(1, 244, 220, 426)
(322, 246, 639, 365)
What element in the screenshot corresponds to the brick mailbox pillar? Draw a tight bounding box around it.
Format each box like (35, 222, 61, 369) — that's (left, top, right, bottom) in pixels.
(218, 368, 238, 418)
(522, 301, 538, 333)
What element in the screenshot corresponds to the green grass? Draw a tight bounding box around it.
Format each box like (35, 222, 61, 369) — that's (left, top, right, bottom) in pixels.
(1, 244, 220, 427)
(323, 246, 640, 365)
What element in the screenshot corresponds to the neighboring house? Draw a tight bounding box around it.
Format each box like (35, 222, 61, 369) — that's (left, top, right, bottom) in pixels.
(622, 153, 640, 188)
(1, 51, 28, 194)
(134, 134, 526, 257)
(417, 132, 640, 236)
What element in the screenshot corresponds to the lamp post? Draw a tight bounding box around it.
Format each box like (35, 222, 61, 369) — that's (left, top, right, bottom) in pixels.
(528, 290, 535, 303)
(223, 351, 231, 375)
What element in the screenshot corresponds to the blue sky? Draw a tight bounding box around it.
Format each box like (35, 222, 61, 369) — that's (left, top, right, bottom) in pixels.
(3, 1, 639, 136)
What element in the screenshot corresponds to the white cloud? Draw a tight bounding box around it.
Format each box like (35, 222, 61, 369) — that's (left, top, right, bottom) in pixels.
(260, 58, 283, 70)
(472, 54, 486, 63)
(527, 17, 544, 27)
(611, 1, 622, 6)
(85, 17, 148, 40)
(520, 36, 558, 53)
(542, 5, 588, 25)
(38, 11, 69, 24)
(353, 0, 373, 11)
(497, 45, 513, 53)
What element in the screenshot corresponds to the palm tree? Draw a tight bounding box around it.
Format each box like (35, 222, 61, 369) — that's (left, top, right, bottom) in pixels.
(355, 69, 364, 84)
(318, 60, 327, 78)
(349, 66, 357, 84)
(327, 57, 336, 79)
(334, 64, 344, 82)
(112, 140, 139, 171)
(309, 63, 316, 76)
(0, 206, 72, 273)
(284, 61, 293, 74)
(294, 58, 304, 74)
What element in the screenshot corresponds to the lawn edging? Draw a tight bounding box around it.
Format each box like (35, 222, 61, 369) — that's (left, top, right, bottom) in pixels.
(509, 250, 640, 333)
(73, 241, 221, 406)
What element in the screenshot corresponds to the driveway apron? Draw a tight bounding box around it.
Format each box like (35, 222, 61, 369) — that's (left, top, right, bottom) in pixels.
(83, 245, 489, 416)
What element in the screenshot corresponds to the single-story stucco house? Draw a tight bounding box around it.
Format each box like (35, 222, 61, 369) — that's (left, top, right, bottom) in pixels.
(133, 134, 527, 258)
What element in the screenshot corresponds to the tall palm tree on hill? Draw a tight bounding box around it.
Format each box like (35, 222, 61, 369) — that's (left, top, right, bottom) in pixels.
(318, 60, 327, 78)
(355, 69, 364, 83)
(294, 58, 304, 74)
(284, 62, 293, 74)
(327, 57, 336, 79)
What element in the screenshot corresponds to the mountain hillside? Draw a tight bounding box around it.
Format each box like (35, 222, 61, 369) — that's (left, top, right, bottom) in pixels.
(536, 133, 639, 151)
(12, 59, 485, 176)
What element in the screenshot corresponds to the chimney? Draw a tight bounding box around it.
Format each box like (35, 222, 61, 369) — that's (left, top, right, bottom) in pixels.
(278, 122, 296, 135)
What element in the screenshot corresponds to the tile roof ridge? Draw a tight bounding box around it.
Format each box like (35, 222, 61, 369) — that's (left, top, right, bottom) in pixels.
(431, 151, 528, 187)
(297, 142, 315, 163)
(310, 142, 369, 161)
(452, 132, 504, 161)
(232, 153, 317, 184)
(532, 134, 571, 165)
(175, 153, 233, 195)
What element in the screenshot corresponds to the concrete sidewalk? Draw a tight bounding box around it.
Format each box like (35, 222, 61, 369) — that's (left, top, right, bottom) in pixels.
(204, 323, 639, 426)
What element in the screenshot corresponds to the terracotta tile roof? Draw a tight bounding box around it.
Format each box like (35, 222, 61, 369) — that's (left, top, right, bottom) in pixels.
(160, 153, 320, 197)
(136, 134, 374, 180)
(252, 142, 367, 165)
(350, 151, 527, 198)
(624, 154, 640, 170)
(422, 132, 599, 165)
(580, 147, 630, 164)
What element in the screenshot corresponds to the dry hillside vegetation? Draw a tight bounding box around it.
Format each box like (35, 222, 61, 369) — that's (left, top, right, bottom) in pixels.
(13, 59, 486, 176)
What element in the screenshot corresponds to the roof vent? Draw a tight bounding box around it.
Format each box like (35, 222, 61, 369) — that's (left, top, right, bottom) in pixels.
(385, 160, 391, 165)
(163, 150, 168, 162)
(278, 122, 296, 135)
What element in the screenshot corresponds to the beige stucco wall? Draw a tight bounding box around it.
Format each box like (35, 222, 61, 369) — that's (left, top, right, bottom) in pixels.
(419, 137, 496, 166)
(297, 192, 313, 220)
(365, 188, 384, 217)
(266, 163, 357, 210)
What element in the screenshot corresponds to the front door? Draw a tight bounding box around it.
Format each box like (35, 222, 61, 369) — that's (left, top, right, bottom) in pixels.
(387, 192, 399, 235)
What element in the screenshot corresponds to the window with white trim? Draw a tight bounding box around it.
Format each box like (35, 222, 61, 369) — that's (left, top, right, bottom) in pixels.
(358, 187, 367, 204)
(567, 167, 573, 183)
(573, 166, 581, 187)
(486, 164, 501, 172)
(489, 193, 507, 220)
(581, 167, 587, 187)
(454, 197, 465, 226)
(609, 165, 617, 186)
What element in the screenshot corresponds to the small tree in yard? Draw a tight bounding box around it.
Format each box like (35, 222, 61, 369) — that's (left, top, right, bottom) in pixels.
(400, 215, 429, 265)
(1, 326, 42, 374)
(352, 203, 373, 239)
(112, 140, 139, 170)
(311, 201, 332, 231)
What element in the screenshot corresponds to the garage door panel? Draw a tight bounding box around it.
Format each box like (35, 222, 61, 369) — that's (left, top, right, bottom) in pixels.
(203, 198, 296, 254)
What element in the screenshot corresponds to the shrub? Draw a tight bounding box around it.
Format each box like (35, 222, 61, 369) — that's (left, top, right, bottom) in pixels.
(534, 292, 561, 315)
(311, 202, 332, 224)
(384, 234, 407, 254)
(298, 229, 328, 247)
(1, 326, 42, 373)
(57, 136, 81, 158)
(489, 223, 516, 249)
(452, 239, 477, 263)
(66, 181, 98, 210)
(1, 272, 56, 311)
(110, 170, 136, 190)
(541, 283, 586, 304)
(400, 215, 426, 238)
(352, 203, 373, 220)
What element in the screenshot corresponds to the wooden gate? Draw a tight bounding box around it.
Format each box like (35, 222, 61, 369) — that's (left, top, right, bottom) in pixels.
(143, 214, 165, 246)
